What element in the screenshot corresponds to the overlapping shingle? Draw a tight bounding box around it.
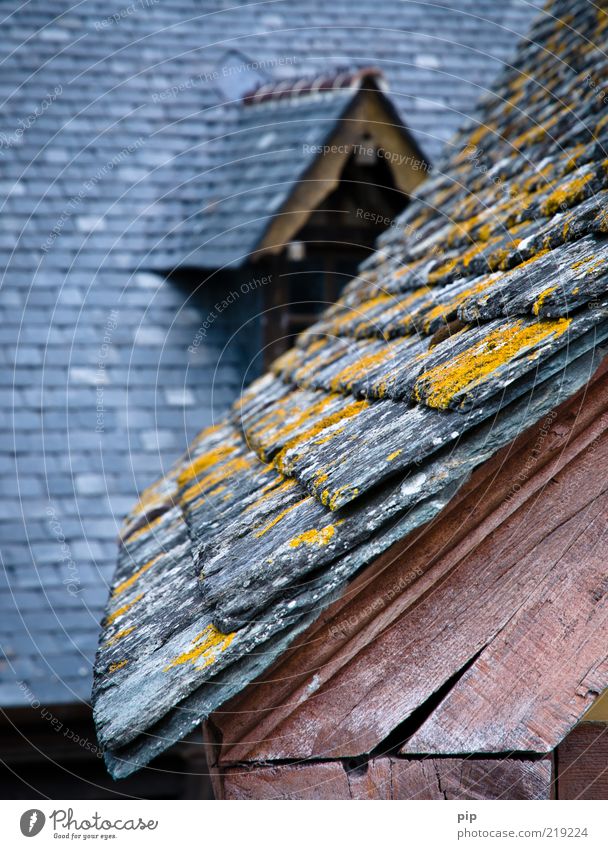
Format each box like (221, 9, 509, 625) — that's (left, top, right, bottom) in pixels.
(93, 0, 608, 777)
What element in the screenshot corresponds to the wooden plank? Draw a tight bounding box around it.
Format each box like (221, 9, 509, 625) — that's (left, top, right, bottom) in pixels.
(390, 758, 552, 801)
(346, 758, 393, 799)
(222, 762, 351, 800)
(557, 724, 608, 800)
(201, 721, 224, 803)
(213, 372, 608, 763)
(216, 398, 608, 761)
(402, 491, 608, 754)
(219, 756, 552, 799)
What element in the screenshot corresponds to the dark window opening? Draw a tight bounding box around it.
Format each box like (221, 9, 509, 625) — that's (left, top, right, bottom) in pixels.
(261, 145, 411, 366)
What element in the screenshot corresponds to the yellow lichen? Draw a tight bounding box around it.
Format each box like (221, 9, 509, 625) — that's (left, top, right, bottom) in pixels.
(328, 344, 400, 393)
(254, 497, 308, 538)
(105, 593, 143, 626)
(108, 660, 128, 673)
(532, 286, 557, 315)
(387, 449, 402, 462)
(177, 444, 237, 488)
(122, 513, 165, 546)
(191, 423, 224, 445)
(571, 257, 592, 271)
(476, 222, 492, 242)
(104, 627, 135, 647)
(522, 162, 554, 194)
(164, 624, 236, 671)
(415, 318, 572, 409)
(251, 394, 336, 460)
(487, 247, 511, 271)
(394, 257, 425, 279)
(563, 143, 586, 175)
(427, 255, 460, 283)
(510, 247, 550, 275)
(130, 483, 167, 517)
(532, 286, 558, 316)
(596, 112, 608, 137)
(292, 341, 345, 386)
(585, 258, 608, 275)
(245, 476, 297, 513)
(540, 172, 593, 217)
(593, 208, 608, 233)
(274, 399, 368, 474)
(288, 524, 338, 549)
(270, 346, 299, 376)
(180, 455, 253, 504)
(111, 555, 161, 598)
(422, 274, 497, 332)
(511, 114, 558, 150)
(327, 488, 359, 510)
(446, 195, 519, 248)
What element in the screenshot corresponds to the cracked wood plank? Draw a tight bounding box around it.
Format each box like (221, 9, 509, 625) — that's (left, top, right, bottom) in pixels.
(402, 489, 608, 753)
(219, 756, 552, 799)
(389, 758, 552, 800)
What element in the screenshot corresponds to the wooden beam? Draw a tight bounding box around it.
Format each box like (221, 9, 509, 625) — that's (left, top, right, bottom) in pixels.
(219, 756, 552, 800)
(583, 689, 608, 721)
(402, 485, 608, 753)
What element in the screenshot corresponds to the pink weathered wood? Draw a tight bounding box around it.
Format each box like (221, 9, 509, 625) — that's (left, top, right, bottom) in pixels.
(221, 761, 351, 800)
(403, 491, 608, 753)
(390, 757, 552, 800)
(219, 756, 552, 799)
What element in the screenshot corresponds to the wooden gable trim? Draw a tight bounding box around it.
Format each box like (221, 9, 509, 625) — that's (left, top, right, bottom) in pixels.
(209, 361, 608, 764)
(252, 84, 428, 260)
(400, 480, 608, 755)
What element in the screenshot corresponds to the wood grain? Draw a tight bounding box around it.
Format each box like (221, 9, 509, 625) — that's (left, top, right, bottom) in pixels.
(403, 490, 608, 753)
(219, 756, 552, 799)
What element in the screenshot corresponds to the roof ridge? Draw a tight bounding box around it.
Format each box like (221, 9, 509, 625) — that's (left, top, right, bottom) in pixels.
(241, 66, 385, 106)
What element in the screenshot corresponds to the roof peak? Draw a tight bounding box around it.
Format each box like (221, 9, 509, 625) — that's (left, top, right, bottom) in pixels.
(242, 66, 385, 106)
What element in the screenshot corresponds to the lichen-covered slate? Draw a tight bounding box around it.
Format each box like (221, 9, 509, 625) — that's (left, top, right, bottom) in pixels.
(94, 0, 608, 775)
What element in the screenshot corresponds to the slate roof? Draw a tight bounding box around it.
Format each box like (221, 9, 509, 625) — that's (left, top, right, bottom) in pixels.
(93, 0, 608, 777)
(0, 1, 539, 711)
